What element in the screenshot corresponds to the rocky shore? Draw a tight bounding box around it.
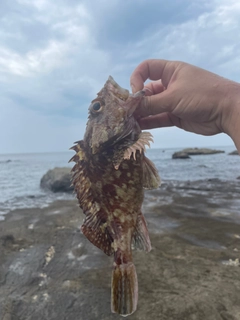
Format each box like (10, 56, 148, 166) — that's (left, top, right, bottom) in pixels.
(1, 179, 240, 320)
(172, 147, 225, 159)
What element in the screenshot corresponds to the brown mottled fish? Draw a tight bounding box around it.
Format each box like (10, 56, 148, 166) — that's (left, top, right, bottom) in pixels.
(69, 76, 160, 317)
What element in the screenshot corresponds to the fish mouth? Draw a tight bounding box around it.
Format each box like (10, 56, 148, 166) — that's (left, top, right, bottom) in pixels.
(107, 76, 130, 101)
(107, 76, 145, 116)
(126, 90, 145, 116)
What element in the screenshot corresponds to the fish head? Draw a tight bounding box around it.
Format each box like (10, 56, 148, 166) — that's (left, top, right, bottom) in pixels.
(84, 76, 145, 154)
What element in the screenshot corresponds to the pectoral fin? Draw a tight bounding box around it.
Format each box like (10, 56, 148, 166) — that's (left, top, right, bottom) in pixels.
(142, 155, 161, 189)
(132, 213, 152, 252)
(122, 131, 160, 188)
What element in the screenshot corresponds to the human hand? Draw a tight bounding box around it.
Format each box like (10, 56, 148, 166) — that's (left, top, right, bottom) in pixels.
(130, 59, 240, 141)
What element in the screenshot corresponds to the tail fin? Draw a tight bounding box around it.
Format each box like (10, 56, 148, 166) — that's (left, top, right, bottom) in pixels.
(111, 262, 138, 317)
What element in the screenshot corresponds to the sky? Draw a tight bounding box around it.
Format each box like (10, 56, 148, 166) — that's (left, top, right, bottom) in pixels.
(0, 0, 240, 154)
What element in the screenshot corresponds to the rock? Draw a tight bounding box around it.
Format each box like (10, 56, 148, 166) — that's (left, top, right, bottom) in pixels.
(1, 235, 15, 247)
(172, 152, 191, 159)
(1, 180, 240, 320)
(178, 147, 224, 155)
(229, 150, 239, 155)
(40, 167, 73, 192)
(0, 159, 12, 164)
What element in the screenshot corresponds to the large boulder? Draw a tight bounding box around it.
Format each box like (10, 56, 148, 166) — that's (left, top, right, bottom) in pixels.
(172, 152, 191, 159)
(179, 147, 224, 155)
(229, 150, 239, 155)
(40, 167, 73, 192)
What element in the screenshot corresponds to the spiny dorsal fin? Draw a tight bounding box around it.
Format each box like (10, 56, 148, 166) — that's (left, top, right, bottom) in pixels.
(123, 131, 153, 160)
(70, 141, 114, 256)
(81, 223, 113, 256)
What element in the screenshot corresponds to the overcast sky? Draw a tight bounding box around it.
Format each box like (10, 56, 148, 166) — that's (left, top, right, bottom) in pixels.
(0, 0, 239, 154)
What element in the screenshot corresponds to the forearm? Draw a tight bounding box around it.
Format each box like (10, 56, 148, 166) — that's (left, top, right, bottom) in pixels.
(229, 104, 240, 153)
(221, 80, 240, 153)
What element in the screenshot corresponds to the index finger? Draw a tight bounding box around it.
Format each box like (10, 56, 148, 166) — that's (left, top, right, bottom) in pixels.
(130, 59, 172, 93)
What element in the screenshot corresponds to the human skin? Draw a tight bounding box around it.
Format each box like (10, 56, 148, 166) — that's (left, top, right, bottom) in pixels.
(130, 59, 240, 152)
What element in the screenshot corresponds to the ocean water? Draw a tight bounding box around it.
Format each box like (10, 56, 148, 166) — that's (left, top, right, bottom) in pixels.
(0, 146, 239, 220)
(0, 152, 74, 219)
(149, 145, 240, 181)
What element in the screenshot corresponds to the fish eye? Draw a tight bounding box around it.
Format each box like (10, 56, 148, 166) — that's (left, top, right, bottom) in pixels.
(91, 101, 102, 112)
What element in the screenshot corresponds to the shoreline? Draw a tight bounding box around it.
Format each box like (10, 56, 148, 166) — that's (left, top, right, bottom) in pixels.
(1, 180, 240, 319)
(1, 177, 240, 219)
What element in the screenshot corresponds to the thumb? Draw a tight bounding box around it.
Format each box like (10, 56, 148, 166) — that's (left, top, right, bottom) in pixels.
(136, 89, 175, 117)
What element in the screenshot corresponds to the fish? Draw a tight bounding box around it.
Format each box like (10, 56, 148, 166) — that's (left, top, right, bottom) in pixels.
(69, 76, 160, 317)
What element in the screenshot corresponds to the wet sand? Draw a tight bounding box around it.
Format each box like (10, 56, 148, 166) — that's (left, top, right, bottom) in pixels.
(0, 179, 240, 320)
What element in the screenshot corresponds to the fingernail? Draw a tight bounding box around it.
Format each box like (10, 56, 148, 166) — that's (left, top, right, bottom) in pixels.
(131, 84, 135, 93)
(143, 87, 153, 95)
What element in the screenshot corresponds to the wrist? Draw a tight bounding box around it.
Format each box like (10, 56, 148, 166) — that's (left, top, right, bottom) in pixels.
(221, 80, 240, 153)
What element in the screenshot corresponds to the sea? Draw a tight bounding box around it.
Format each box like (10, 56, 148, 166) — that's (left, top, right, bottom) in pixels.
(0, 145, 239, 220)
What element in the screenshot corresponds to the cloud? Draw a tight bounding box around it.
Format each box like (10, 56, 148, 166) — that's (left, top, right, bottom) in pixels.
(0, 40, 69, 77)
(120, 0, 240, 81)
(0, 97, 86, 153)
(0, 0, 238, 153)
(0, 1, 96, 78)
(0, 0, 112, 122)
